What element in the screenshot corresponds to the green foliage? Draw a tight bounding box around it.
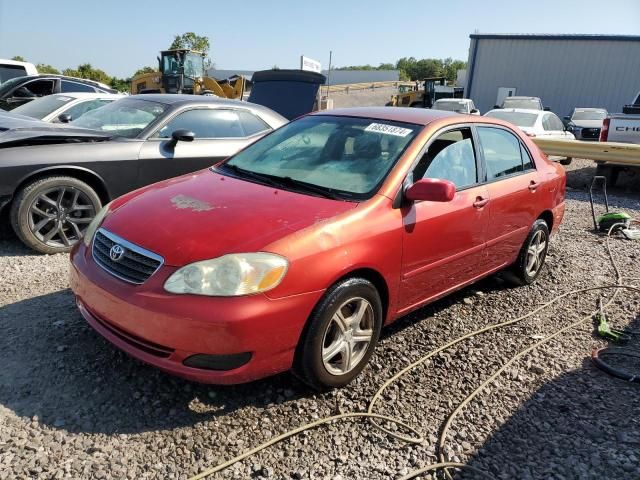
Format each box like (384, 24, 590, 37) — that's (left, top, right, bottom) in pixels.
(109, 77, 130, 92)
(36, 63, 60, 74)
(169, 32, 210, 54)
(11, 55, 25, 61)
(337, 58, 467, 84)
(62, 63, 111, 84)
(133, 66, 158, 77)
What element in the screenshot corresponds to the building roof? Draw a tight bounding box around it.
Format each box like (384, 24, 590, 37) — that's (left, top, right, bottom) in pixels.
(470, 33, 640, 42)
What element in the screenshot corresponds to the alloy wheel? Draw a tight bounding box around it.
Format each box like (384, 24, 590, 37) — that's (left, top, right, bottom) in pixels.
(321, 297, 374, 376)
(28, 186, 97, 248)
(525, 229, 547, 277)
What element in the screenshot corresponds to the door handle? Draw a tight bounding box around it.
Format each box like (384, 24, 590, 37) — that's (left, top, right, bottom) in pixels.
(473, 196, 489, 208)
(528, 181, 540, 191)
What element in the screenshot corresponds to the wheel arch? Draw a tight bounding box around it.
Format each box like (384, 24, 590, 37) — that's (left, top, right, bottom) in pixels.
(13, 166, 111, 205)
(537, 210, 554, 231)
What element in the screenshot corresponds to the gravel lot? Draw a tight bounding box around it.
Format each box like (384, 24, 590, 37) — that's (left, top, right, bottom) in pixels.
(1, 161, 639, 480)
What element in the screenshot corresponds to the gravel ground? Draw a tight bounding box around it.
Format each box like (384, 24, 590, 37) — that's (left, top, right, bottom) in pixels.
(1, 162, 639, 480)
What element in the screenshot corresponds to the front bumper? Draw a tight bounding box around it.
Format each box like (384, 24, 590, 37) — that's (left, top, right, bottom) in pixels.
(70, 243, 324, 384)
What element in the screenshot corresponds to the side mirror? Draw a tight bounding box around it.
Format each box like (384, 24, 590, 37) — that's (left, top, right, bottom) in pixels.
(470, 108, 479, 114)
(563, 115, 570, 121)
(543, 106, 551, 111)
(58, 113, 72, 123)
(493, 104, 501, 109)
(405, 178, 456, 203)
(171, 129, 195, 142)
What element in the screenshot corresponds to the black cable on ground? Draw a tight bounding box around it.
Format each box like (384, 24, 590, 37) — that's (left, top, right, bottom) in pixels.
(592, 348, 640, 383)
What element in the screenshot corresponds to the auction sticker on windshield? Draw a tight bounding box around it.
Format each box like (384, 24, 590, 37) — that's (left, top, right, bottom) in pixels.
(364, 123, 413, 137)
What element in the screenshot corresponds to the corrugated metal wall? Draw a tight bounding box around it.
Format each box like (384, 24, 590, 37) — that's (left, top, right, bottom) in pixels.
(466, 36, 640, 116)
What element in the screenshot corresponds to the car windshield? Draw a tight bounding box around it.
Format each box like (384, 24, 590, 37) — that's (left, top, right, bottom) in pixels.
(221, 115, 421, 199)
(572, 110, 606, 121)
(502, 98, 541, 110)
(485, 110, 538, 127)
(12, 94, 75, 119)
(433, 100, 468, 113)
(70, 98, 167, 138)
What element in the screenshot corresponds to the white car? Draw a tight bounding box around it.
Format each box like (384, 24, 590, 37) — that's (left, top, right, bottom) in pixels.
(10, 92, 121, 123)
(431, 98, 480, 115)
(484, 108, 575, 164)
(0, 58, 38, 84)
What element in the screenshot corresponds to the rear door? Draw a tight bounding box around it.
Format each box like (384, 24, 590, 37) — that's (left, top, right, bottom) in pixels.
(137, 107, 272, 185)
(476, 126, 543, 271)
(399, 126, 490, 311)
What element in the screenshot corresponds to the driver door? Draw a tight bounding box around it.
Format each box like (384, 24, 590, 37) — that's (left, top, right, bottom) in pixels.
(137, 108, 269, 186)
(399, 126, 489, 312)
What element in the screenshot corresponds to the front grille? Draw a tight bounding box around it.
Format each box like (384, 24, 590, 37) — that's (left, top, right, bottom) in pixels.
(581, 127, 600, 139)
(92, 228, 163, 284)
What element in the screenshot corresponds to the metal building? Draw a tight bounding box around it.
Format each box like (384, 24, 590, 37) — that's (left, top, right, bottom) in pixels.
(465, 34, 640, 116)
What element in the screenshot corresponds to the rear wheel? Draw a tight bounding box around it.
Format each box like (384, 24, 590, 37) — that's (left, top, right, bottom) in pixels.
(10, 176, 101, 254)
(294, 278, 383, 390)
(510, 219, 549, 285)
(560, 157, 573, 166)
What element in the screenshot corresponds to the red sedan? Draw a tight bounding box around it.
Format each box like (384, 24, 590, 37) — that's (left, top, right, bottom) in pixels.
(70, 108, 565, 389)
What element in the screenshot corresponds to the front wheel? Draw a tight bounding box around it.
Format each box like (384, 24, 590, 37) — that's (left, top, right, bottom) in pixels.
(294, 278, 383, 390)
(560, 157, 573, 166)
(10, 176, 101, 254)
(510, 219, 550, 285)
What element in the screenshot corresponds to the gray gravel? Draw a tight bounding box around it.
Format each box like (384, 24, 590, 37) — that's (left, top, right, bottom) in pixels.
(1, 164, 639, 479)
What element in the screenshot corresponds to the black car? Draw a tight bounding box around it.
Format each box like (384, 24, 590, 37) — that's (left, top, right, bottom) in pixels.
(0, 94, 287, 253)
(0, 74, 116, 111)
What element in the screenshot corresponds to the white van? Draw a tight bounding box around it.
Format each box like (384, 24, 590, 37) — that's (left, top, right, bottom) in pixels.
(0, 59, 38, 84)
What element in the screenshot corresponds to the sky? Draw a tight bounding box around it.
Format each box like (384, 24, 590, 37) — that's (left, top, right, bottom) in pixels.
(1, 0, 638, 78)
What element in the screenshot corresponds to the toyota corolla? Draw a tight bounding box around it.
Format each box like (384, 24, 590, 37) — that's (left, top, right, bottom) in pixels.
(70, 108, 566, 389)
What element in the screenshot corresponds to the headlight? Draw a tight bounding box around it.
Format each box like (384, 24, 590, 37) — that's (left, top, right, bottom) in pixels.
(82, 202, 111, 246)
(164, 253, 289, 296)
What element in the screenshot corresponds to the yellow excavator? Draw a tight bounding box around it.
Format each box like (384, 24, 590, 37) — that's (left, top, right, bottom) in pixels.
(130, 49, 245, 99)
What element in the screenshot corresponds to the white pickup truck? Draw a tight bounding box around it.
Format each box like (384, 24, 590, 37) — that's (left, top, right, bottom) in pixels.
(596, 91, 640, 185)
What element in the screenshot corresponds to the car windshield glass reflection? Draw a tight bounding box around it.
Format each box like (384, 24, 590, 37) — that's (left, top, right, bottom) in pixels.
(572, 110, 606, 121)
(222, 115, 421, 199)
(71, 98, 167, 138)
(485, 111, 538, 127)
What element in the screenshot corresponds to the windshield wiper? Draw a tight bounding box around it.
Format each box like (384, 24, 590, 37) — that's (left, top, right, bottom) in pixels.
(219, 164, 345, 200)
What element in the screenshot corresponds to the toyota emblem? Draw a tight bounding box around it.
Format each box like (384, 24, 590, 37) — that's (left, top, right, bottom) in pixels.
(109, 244, 125, 261)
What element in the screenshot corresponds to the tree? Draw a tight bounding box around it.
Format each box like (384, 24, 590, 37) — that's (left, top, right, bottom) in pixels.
(62, 63, 111, 84)
(36, 63, 60, 74)
(109, 77, 130, 92)
(169, 32, 210, 54)
(11, 55, 25, 61)
(133, 66, 157, 77)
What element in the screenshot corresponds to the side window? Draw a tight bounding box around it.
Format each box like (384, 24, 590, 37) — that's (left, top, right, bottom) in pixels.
(520, 143, 534, 170)
(12, 79, 54, 98)
(156, 109, 246, 139)
(541, 114, 553, 131)
(237, 110, 270, 136)
(478, 127, 526, 179)
(550, 114, 564, 131)
(413, 128, 477, 189)
(61, 80, 97, 93)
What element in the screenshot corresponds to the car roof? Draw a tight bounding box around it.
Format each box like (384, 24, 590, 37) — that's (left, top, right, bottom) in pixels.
(504, 96, 541, 100)
(49, 92, 123, 99)
(488, 108, 544, 115)
(573, 107, 607, 112)
(311, 107, 461, 126)
(127, 94, 287, 118)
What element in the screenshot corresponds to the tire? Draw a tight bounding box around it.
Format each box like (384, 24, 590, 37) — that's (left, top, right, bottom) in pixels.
(560, 157, 573, 166)
(294, 278, 383, 390)
(410, 102, 423, 108)
(510, 219, 550, 285)
(10, 176, 102, 254)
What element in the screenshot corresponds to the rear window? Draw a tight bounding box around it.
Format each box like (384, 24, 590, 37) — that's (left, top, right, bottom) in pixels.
(571, 110, 606, 121)
(432, 100, 468, 113)
(485, 110, 538, 127)
(0, 65, 27, 84)
(502, 98, 541, 110)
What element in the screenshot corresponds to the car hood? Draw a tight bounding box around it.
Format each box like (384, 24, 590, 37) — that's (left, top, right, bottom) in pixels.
(0, 113, 110, 147)
(571, 119, 603, 129)
(102, 169, 359, 266)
